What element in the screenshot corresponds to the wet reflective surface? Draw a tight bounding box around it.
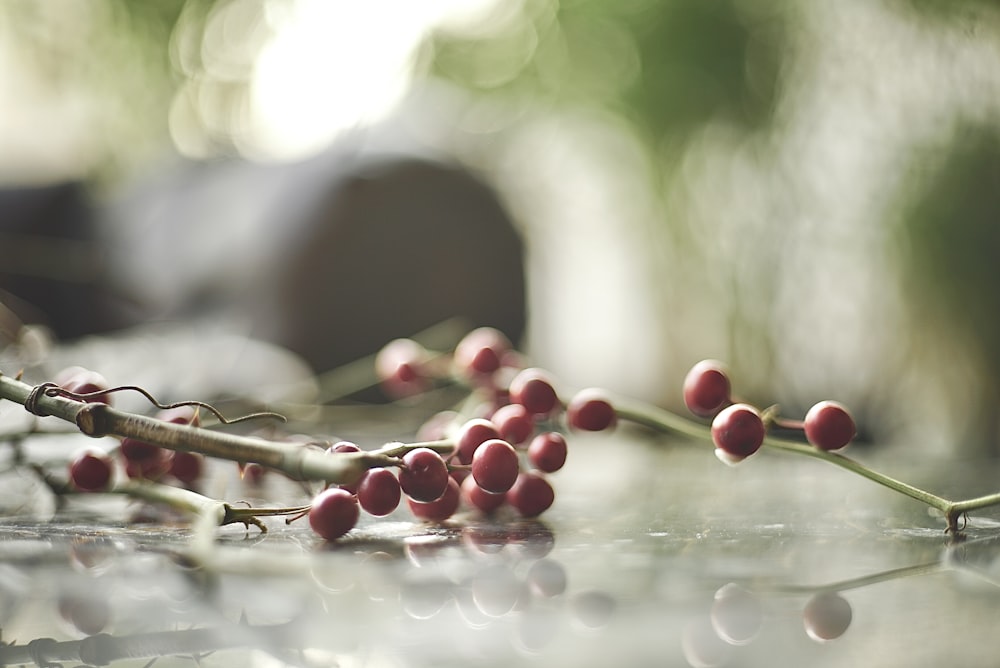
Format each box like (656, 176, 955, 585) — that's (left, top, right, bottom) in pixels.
(1, 429, 999, 667)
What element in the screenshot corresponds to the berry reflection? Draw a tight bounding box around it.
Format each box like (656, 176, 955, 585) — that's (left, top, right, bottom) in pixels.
(803, 592, 853, 643)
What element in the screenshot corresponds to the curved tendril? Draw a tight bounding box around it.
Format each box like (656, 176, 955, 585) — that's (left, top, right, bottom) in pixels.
(39, 383, 287, 425)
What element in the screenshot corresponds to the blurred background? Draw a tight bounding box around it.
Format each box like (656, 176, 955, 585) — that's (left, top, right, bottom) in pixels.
(2, 0, 1000, 456)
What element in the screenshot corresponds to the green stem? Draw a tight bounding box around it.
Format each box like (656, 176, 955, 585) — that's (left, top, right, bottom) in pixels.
(111, 479, 227, 524)
(763, 436, 952, 512)
(108, 479, 312, 533)
(948, 491, 1000, 516)
(613, 397, 953, 514)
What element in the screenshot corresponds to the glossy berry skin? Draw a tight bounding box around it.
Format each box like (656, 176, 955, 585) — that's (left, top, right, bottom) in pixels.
(357, 468, 401, 517)
(461, 474, 506, 514)
(527, 432, 568, 473)
(804, 401, 856, 451)
(453, 327, 511, 380)
(408, 476, 461, 522)
(506, 472, 555, 518)
(711, 404, 765, 460)
(455, 418, 501, 465)
(308, 488, 360, 541)
(471, 439, 519, 494)
(566, 389, 616, 431)
(490, 403, 534, 445)
(398, 448, 450, 502)
(683, 360, 732, 418)
(508, 368, 559, 416)
(69, 451, 113, 492)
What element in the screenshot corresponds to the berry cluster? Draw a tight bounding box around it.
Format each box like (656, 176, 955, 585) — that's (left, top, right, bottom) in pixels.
(63, 372, 206, 492)
(308, 329, 618, 542)
(45, 328, 988, 543)
(683, 360, 857, 464)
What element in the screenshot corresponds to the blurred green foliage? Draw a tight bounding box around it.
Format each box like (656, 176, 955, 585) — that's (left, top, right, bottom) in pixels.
(430, 0, 786, 151)
(897, 126, 1000, 449)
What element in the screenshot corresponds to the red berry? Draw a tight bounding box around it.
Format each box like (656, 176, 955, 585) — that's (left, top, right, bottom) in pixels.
(328, 441, 362, 492)
(683, 360, 732, 418)
(527, 432, 568, 473)
(375, 338, 429, 397)
(408, 476, 461, 522)
(120, 438, 163, 463)
(506, 472, 554, 518)
(454, 327, 511, 380)
(508, 368, 559, 416)
(455, 418, 501, 465)
(804, 401, 856, 451)
(57, 368, 113, 406)
(471, 439, 519, 494)
(711, 404, 765, 461)
(357, 468, 401, 517)
(308, 488, 360, 541)
(565, 388, 616, 431)
(398, 448, 449, 502)
(803, 592, 852, 642)
(461, 474, 506, 514)
(119, 437, 170, 480)
(123, 452, 171, 480)
(490, 403, 534, 445)
(168, 451, 204, 485)
(241, 462, 266, 485)
(69, 450, 113, 492)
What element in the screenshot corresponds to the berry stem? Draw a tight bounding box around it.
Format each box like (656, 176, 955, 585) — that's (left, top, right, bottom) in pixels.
(107, 479, 311, 533)
(771, 416, 805, 431)
(0, 372, 453, 486)
(612, 396, 953, 513)
(763, 436, 952, 512)
(110, 479, 226, 523)
(948, 492, 1000, 519)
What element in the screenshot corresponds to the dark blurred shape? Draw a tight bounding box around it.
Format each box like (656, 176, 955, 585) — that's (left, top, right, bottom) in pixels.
(104, 150, 525, 380)
(898, 125, 1000, 452)
(263, 158, 525, 374)
(0, 182, 135, 337)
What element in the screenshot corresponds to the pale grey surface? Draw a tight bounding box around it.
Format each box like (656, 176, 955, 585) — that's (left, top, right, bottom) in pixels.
(0, 427, 996, 668)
